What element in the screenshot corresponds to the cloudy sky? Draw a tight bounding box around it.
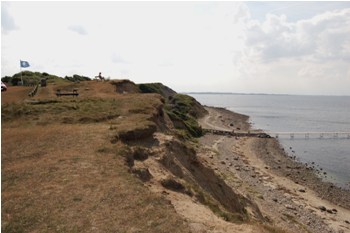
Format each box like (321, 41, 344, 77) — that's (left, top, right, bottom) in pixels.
(2, 1, 350, 95)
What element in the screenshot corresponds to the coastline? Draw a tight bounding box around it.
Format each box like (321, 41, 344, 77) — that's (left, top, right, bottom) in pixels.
(198, 106, 350, 233)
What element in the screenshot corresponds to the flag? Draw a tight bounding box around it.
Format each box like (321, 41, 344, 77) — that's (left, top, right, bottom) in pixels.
(20, 60, 30, 68)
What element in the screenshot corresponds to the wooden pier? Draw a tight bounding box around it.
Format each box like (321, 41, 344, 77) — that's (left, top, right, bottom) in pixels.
(203, 129, 271, 138)
(203, 128, 350, 140)
(270, 132, 350, 139)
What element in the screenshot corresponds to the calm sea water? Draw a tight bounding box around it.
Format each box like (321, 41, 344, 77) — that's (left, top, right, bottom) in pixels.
(189, 94, 350, 189)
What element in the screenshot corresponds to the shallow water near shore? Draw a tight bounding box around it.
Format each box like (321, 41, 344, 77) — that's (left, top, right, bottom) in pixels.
(189, 94, 350, 189)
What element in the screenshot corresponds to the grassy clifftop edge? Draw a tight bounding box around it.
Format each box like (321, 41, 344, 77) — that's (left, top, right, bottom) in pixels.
(138, 83, 208, 138)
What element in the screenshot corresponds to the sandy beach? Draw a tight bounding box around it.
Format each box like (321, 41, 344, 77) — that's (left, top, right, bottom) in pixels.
(196, 106, 350, 233)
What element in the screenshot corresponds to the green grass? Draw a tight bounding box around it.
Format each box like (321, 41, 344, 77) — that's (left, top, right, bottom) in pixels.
(1, 94, 162, 126)
(138, 83, 165, 96)
(261, 224, 290, 233)
(138, 85, 206, 138)
(164, 94, 207, 138)
(2, 71, 89, 86)
(185, 183, 245, 224)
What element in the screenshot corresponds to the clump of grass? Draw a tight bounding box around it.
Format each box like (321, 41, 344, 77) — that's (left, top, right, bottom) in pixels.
(73, 196, 82, 202)
(166, 109, 203, 138)
(281, 213, 311, 233)
(138, 84, 207, 139)
(138, 83, 165, 96)
(260, 224, 290, 233)
(96, 146, 114, 154)
(115, 145, 132, 157)
(164, 94, 207, 138)
(185, 183, 245, 224)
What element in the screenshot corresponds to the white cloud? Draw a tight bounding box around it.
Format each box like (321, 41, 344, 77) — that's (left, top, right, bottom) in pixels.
(68, 25, 88, 35)
(1, 2, 350, 95)
(111, 53, 129, 64)
(1, 3, 18, 34)
(243, 8, 350, 62)
(235, 7, 350, 95)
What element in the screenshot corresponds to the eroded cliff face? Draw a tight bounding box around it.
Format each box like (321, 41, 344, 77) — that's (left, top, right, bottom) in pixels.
(122, 132, 266, 225)
(1, 79, 269, 232)
(116, 82, 266, 227)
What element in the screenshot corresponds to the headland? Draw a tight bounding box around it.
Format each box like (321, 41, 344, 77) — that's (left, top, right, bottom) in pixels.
(1, 74, 349, 232)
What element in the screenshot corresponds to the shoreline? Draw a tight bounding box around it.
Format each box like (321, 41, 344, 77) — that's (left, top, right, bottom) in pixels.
(202, 106, 350, 209)
(198, 106, 350, 232)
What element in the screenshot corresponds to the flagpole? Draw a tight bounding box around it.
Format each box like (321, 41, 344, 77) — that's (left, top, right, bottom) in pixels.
(19, 60, 30, 86)
(20, 67, 23, 86)
(20, 60, 23, 86)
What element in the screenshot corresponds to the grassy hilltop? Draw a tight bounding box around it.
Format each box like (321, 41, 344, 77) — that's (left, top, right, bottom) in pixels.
(2, 74, 275, 233)
(1, 75, 206, 232)
(1, 71, 90, 86)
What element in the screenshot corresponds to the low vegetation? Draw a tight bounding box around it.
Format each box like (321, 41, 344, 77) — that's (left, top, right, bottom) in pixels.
(165, 94, 207, 138)
(1, 71, 90, 87)
(138, 83, 176, 100)
(64, 74, 91, 82)
(138, 83, 207, 138)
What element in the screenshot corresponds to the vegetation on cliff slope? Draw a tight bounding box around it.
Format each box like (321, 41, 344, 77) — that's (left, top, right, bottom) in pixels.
(138, 83, 207, 138)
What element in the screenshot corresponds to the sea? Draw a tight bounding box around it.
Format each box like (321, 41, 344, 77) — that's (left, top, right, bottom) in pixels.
(189, 93, 350, 189)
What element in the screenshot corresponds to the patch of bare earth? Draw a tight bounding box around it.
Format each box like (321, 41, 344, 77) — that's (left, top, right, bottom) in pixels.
(128, 133, 271, 233)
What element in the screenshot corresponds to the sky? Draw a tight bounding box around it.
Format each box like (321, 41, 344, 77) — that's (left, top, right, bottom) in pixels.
(2, 1, 350, 95)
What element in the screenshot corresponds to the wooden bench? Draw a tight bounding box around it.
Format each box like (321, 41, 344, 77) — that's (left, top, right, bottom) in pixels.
(56, 89, 79, 97)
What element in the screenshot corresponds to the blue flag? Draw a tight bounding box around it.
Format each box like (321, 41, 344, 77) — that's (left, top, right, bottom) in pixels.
(20, 60, 30, 68)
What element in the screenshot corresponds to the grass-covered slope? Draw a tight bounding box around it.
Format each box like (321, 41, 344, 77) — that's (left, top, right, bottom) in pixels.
(1, 81, 190, 233)
(165, 94, 207, 138)
(138, 83, 208, 138)
(138, 83, 176, 100)
(1, 93, 164, 142)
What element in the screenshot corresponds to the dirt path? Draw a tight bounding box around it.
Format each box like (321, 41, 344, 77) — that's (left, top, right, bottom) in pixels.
(197, 107, 350, 233)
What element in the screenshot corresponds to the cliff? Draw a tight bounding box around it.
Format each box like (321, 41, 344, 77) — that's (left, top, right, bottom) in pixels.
(4, 78, 336, 233)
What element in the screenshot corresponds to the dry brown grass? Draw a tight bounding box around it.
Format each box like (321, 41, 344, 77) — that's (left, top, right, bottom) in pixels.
(2, 124, 189, 233)
(2, 90, 163, 127)
(1, 86, 33, 104)
(2, 81, 189, 233)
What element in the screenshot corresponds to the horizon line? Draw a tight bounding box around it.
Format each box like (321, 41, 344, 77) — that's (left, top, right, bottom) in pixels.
(182, 91, 350, 97)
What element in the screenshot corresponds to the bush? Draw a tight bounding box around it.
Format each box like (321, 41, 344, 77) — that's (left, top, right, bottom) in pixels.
(2, 71, 66, 86)
(1, 76, 12, 83)
(11, 77, 21, 86)
(138, 83, 164, 95)
(65, 74, 91, 82)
